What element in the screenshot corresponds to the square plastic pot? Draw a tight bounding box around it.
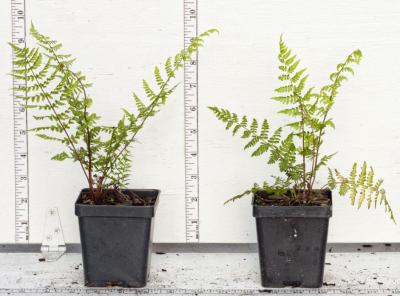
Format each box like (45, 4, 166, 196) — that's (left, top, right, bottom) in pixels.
(75, 189, 160, 287)
(253, 190, 332, 288)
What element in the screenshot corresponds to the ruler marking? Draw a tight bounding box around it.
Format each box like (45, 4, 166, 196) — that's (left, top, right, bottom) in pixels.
(184, 0, 199, 243)
(11, 0, 29, 243)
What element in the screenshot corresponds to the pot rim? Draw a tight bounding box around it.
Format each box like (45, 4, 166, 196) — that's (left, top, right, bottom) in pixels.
(75, 188, 160, 218)
(252, 189, 332, 218)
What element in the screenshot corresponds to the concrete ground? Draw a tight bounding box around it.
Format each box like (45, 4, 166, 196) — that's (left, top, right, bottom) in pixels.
(0, 252, 399, 295)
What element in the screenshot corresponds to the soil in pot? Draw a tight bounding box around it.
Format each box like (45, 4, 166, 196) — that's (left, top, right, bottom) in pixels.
(255, 189, 331, 206)
(79, 188, 156, 206)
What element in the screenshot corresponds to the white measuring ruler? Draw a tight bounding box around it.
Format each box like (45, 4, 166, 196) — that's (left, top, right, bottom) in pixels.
(184, 0, 200, 242)
(11, 0, 29, 243)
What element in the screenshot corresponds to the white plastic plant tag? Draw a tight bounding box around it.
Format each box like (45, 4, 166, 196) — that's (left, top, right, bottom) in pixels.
(40, 207, 66, 261)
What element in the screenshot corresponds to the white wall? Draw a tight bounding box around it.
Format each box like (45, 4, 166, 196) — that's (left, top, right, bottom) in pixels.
(0, 0, 399, 243)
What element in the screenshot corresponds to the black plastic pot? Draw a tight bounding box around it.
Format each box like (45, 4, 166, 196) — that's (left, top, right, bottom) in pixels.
(253, 190, 332, 288)
(75, 189, 159, 287)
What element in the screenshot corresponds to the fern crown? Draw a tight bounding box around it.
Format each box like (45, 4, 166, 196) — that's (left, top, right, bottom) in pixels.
(209, 36, 395, 223)
(10, 23, 218, 202)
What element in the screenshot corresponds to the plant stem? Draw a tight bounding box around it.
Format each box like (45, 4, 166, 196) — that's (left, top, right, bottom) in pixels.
(299, 103, 307, 200)
(292, 86, 309, 200)
(44, 43, 96, 199)
(28, 67, 90, 183)
(309, 63, 347, 190)
(99, 67, 176, 186)
(71, 71, 95, 199)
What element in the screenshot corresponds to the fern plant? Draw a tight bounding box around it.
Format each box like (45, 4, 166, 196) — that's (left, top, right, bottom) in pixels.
(10, 23, 218, 204)
(209, 36, 395, 223)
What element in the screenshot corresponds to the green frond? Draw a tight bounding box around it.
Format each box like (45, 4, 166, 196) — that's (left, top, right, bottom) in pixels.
(250, 118, 258, 133)
(142, 79, 156, 100)
(271, 95, 296, 104)
(291, 68, 307, 83)
(327, 168, 336, 189)
(285, 55, 297, 66)
(295, 75, 308, 94)
(260, 119, 269, 139)
(278, 74, 290, 81)
(224, 188, 253, 204)
(133, 92, 146, 114)
(275, 85, 293, 94)
(251, 143, 269, 157)
(268, 128, 282, 145)
(244, 136, 260, 150)
(278, 107, 301, 117)
(199, 28, 219, 37)
(241, 130, 251, 139)
(51, 151, 69, 161)
(277, 134, 296, 171)
(288, 60, 300, 73)
(315, 152, 337, 172)
(319, 49, 363, 109)
(164, 57, 174, 78)
(35, 133, 64, 143)
(154, 66, 164, 87)
(332, 162, 396, 223)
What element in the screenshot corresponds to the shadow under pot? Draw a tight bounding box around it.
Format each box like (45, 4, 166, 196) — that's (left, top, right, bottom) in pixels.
(253, 189, 332, 288)
(75, 188, 160, 287)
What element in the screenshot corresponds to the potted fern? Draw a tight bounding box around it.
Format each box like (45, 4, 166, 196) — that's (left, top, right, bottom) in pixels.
(209, 37, 395, 288)
(10, 24, 217, 287)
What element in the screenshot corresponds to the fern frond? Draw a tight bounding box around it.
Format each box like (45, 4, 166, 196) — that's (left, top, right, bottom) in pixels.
(244, 136, 260, 150)
(51, 151, 69, 161)
(276, 134, 296, 172)
(271, 95, 296, 104)
(291, 68, 307, 83)
(320, 49, 362, 107)
(329, 162, 395, 223)
(268, 127, 282, 145)
(315, 152, 337, 172)
(142, 79, 156, 100)
(224, 188, 253, 204)
(133, 92, 146, 114)
(209, 106, 277, 158)
(164, 57, 174, 78)
(154, 66, 164, 87)
(250, 118, 258, 133)
(260, 119, 269, 139)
